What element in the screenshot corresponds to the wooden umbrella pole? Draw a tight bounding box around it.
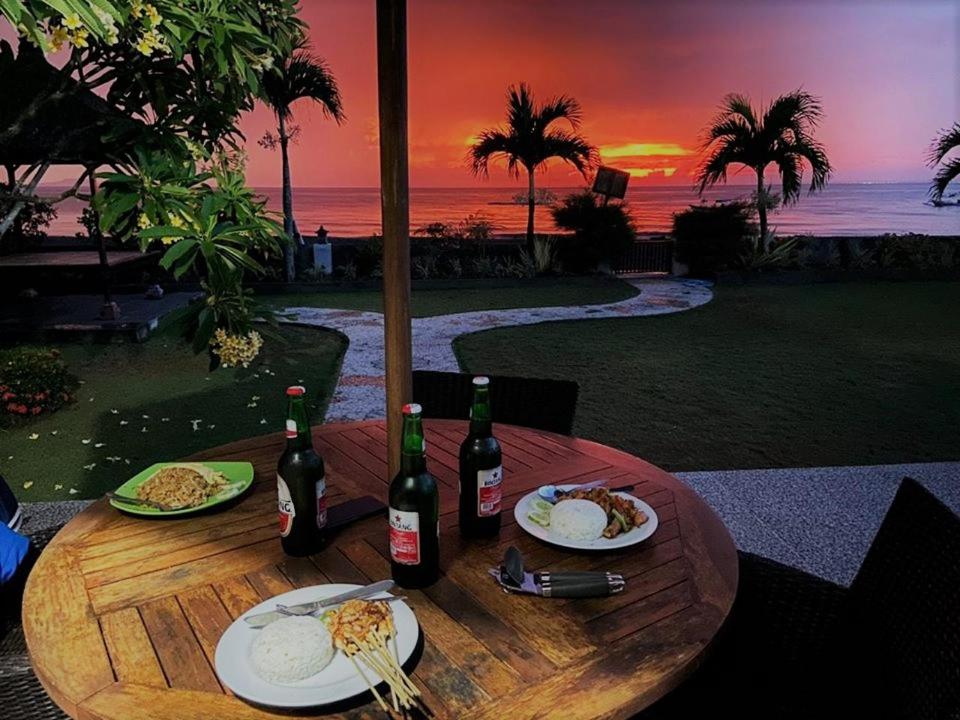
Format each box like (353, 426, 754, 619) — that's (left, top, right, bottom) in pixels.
(376, 0, 413, 478)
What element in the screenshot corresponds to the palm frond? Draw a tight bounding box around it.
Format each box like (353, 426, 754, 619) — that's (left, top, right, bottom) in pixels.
(763, 90, 824, 134)
(771, 144, 802, 203)
(931, 156, 960, 201)
(536, 94, 583, 131)
(539, 129, 597, 177)
(467, 128, 516, 177)
(928, 123, 960, 167)
(263, 50, 344, 124)
(695, 142, 751, 193)
(720, 93, 758, 131)
(505, 83, 536, 138)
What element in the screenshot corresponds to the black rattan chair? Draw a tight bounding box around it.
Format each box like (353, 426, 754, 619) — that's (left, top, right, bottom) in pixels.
(640, 477, 960, 720)
(1, 525, 69, 720)
(412, 370, 579, 435)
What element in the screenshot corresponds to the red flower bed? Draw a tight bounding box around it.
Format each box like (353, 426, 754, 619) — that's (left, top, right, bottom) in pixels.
(0, 347, 76, 423)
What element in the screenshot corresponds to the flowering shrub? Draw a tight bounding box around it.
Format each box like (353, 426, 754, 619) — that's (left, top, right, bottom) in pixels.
(0, 347, 75, 421)
(210, 329, 264, 369)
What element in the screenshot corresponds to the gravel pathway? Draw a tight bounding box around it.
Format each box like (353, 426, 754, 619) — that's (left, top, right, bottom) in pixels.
(284, 278, 713, 422)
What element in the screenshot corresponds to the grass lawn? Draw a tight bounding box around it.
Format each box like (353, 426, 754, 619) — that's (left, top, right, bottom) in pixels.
(259, 276, 638, 317)
(2, 325, 346, 501)
(455, 281, 960, 471)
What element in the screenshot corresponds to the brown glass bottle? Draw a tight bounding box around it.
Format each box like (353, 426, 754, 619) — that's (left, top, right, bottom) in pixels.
(459, 376, 503, 537)
(388, 403, 440, 588)
(277, 386, 327, 556)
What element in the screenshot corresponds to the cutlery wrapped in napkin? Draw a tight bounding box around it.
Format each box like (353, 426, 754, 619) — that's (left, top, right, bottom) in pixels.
(489, 546, 625, 598)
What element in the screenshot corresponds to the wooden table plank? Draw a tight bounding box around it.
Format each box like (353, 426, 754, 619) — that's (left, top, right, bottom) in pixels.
(100, 608, 167, 689)
(139, 597, 221, 693)
(25, 419, 737, 720)
(22, 546, 116, 717)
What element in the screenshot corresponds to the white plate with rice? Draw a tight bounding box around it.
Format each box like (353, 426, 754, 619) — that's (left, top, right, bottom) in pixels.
(513, 486, 659, 550)
(215, 584, 419, 709)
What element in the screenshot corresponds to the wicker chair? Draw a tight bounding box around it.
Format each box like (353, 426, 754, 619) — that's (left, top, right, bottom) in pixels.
(411, 371, 579, 435)
(640, 477, 960, 720)
(0, 525, 69, 720)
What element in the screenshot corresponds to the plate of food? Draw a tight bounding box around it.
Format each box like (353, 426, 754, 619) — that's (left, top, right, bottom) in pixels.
(215, 584, 422, 711)
(514, 484, 658, 550)
(107, 462, 253, 516)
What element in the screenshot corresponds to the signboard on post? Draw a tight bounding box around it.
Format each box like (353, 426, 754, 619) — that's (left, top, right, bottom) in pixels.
(592, 166, 630, 202)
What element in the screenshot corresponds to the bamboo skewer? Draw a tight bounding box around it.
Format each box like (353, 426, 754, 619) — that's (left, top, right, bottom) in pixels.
(330, 599, 427, 714)
(347, 653, 390, 713)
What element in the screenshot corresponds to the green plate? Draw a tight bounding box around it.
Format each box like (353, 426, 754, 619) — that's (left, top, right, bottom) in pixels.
(108, 462, 255, 517)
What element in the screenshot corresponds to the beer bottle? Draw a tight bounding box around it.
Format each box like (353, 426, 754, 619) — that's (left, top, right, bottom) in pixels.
(277, 386, 327, 556)
(459, 376, 503, 537)
(388, 403, 440, 588)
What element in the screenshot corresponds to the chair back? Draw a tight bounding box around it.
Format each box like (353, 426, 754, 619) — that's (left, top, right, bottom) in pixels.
(846, 478, 960, 720)
(412, 371, 579, 435)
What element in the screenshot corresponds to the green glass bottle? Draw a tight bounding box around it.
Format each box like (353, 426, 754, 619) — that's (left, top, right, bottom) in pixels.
(388, 403, 440, 588)
(459, 376, 503, 537)
(276, 386, 326, 556)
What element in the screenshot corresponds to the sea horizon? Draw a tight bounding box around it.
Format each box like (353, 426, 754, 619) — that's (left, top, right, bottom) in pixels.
(39, 181, 960, 238)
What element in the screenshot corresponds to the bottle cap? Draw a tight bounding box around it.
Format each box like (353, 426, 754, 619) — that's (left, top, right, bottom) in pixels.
(402, 403, 422, 415)
(286, 386, 306, 397)
(472, 376, 490, 386)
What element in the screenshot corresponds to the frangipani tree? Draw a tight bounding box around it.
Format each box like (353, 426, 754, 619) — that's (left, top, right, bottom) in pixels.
(0, 0, 304, 366)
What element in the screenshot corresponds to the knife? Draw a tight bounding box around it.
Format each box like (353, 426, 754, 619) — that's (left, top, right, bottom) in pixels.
(243, 579, 395, 628)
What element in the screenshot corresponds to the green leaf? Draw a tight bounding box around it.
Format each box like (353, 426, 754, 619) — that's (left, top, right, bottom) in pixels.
(192, 307, 216, 354)
(138, 226, 192, 240)
(158, 238, 198, 270)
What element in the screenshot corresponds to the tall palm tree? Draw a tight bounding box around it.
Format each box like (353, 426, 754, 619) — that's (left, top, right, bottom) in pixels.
(928, 123, 960, 203)
(695, 90, 832, 246)
(262, 39, 344, 281)
(468, 83, 597, 251)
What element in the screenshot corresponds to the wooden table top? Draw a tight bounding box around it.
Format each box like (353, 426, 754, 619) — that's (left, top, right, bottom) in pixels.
(23, 419, 738, 720)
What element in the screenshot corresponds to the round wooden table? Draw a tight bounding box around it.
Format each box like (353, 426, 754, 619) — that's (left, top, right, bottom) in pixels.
(24, 420, 737, 720)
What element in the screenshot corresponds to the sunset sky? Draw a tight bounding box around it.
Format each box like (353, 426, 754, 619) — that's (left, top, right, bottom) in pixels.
(237, 0, 959, 188)
(5, 1, 957, 189)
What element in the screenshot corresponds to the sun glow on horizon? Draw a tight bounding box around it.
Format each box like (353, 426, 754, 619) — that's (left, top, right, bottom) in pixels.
(624, 167, 678, 178)
(600, 143, 692, 158)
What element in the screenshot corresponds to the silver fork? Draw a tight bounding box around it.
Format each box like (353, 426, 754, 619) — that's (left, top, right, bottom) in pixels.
(105, 491, 176, 512)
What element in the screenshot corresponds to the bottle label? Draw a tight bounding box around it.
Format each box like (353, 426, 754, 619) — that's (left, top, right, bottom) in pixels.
(277, 474, 295, 537)
(389, 508, 420, 565)
(477, 465, 503, 517)
(316, 478, 327, 529)
(285, 420, 297, 439)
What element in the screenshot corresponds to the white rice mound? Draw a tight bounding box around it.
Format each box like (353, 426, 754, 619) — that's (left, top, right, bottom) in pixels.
(250, 615, 334, 684)
(550, 499, 608, 540)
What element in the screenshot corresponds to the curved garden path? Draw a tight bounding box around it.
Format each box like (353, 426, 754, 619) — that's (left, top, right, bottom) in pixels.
(285, 277, 713, 422)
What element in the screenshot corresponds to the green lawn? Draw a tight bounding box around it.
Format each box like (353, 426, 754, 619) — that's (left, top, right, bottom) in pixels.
(259, 276, 638, 317)
(455, 281, 960, 471)
(2, 325, 346, 501)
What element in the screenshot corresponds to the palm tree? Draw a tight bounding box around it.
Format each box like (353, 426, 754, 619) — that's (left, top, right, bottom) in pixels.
(262, 39, 344, 281)
(695, 90, 831, 247)
(468, 83, 597, 251)
(928, 123, 960, 203)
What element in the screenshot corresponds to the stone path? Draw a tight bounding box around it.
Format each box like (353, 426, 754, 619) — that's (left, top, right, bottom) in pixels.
(285, 278, 713, 422)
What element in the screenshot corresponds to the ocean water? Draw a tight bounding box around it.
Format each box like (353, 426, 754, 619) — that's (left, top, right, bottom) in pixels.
(42, 182, 960, 238)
